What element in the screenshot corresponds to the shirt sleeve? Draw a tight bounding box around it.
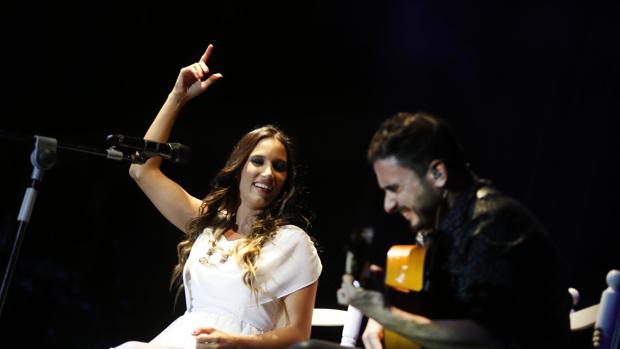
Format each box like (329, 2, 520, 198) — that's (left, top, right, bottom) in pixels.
(255, 225, 322, 304)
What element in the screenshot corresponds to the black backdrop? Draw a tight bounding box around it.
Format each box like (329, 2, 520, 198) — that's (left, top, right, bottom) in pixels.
(1, 1, 618, 348)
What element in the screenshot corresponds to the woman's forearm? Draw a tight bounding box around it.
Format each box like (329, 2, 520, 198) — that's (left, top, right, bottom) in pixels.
(143, 93, 185, 142)
(232, 326, 308, 349)
(129, 93, 184, 177)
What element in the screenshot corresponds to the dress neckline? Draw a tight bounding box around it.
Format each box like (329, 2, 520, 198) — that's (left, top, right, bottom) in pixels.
(222, 229, 246, 242)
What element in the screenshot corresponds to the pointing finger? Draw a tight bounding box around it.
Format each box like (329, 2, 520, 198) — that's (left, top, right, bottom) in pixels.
(200, 44, 214, 64)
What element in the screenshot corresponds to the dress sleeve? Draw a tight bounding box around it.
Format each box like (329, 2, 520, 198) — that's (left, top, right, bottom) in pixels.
(255, 225, 322, 304)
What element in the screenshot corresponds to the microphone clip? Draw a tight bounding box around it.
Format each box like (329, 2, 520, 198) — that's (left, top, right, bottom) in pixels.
(106, 134, 192, 164)
(105, 134, 148, 164)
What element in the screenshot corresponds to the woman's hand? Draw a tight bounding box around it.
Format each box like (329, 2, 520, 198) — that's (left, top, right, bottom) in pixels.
(193, 327, 238, 348)
(171, 44, 223, 105)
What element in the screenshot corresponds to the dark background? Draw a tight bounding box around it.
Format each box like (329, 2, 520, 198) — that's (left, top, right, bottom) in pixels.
(1, 0, 618, 347)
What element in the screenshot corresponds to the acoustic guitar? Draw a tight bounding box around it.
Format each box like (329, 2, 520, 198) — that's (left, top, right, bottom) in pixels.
(383, 244, 427, 349)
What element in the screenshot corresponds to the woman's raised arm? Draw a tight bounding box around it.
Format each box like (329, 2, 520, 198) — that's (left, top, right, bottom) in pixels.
(129, 44, 223, 233)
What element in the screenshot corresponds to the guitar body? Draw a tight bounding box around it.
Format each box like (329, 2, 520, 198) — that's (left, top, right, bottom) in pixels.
(383, 244, 427, 349)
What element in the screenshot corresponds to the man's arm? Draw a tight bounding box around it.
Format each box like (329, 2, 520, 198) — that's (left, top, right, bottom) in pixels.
(338, 276, 502, 349)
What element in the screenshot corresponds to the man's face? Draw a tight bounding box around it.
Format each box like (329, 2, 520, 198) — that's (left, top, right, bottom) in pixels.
(373, 156, 441, 231)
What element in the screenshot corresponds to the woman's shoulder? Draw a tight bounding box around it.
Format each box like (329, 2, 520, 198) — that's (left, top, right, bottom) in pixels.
(195, 226, 217, 243)
(274, 224, 312, 240)
(200, 226, 215, 237)
(276, 224, 306, 235)
(271, 224, 316, 247)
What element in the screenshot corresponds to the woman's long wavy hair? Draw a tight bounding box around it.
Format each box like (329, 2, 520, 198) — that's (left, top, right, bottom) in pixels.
(170, 125, 311, 301)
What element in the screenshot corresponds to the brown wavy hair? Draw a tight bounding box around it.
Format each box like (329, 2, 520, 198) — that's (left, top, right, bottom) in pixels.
(170, 125, 311, 301)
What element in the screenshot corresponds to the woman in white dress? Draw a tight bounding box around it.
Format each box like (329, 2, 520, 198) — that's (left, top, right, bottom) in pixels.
(113, 44, 322, 349)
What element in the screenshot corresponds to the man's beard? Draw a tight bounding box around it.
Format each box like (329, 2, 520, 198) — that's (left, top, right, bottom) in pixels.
(408, 206, 439, 247)
(408, 190, 444, 236)
(408, 217, 429, 232)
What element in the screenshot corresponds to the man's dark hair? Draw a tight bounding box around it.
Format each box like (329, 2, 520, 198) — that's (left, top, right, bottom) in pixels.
(367, 111, 473, 191)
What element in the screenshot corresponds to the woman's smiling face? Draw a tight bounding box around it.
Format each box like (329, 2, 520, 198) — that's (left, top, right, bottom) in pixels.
(238, 137, 288, 211)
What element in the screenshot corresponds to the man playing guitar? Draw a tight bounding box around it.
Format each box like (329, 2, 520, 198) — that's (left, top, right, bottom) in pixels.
(295, 112, 572, 349)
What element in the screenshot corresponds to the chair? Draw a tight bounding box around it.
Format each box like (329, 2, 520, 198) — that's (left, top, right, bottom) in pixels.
(569, 269, 620, 349)
(593, 269, 620, 349)
(312, 305, 364, 347)
(570, 303, 600, 331)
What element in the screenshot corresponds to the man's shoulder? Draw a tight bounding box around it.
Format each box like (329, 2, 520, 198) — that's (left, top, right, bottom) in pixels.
(473, 186, 535, 220)
(470, 186, 547, 240)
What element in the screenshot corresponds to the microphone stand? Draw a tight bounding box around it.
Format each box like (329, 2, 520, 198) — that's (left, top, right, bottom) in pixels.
(0, 135, 56, 317)
(0, 131, 151, 317)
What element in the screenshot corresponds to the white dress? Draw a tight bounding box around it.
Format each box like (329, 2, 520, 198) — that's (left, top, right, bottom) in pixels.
(149, 225, 322, 348)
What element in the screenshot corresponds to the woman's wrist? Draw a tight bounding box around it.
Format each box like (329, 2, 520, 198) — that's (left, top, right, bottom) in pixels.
(167, 91, 188, 108)
(229, 334, 246, 349)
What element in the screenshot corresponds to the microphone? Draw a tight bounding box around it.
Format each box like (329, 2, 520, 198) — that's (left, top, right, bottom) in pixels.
(340, 226, 375, 347)
(106, 134, 192, 164)
(346, 226, 377, 282)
